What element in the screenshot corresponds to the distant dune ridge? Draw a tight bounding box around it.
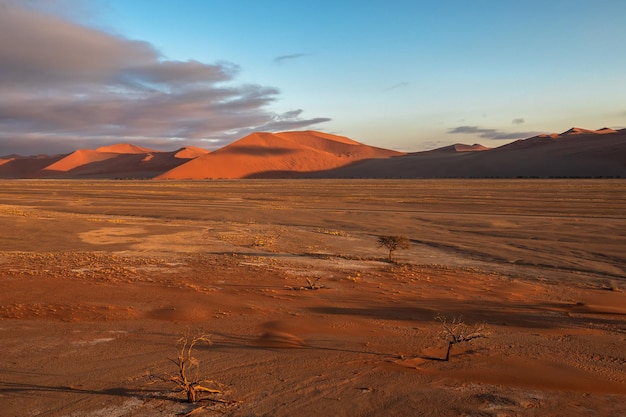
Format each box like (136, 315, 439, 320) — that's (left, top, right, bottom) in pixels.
(1, 127, 625, 179)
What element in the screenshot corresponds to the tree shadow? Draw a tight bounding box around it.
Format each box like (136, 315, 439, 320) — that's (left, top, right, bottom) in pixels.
(0, 381, 176, 402)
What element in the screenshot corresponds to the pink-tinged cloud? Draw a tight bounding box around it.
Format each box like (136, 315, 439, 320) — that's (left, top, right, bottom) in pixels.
(0, 4, 329, 156)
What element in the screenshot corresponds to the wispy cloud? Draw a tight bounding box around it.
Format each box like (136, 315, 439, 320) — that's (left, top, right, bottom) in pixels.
(512, 118, 525, 125)
(447, 126, 542, 140)
(0, 6, 328, 155)
(273, 53, 309, 64)
(219, 109, 330, 142)
(385, 82, 409, 91)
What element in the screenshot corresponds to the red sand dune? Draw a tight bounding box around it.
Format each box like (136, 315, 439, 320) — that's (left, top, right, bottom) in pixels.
(1, 128, 624, 179)
(561, 127, 616, 136)
(174, 146, 210, 159)
(44, 149, 121, 173)
(0, 154, 66, 178)
(38, 145, 209, 179)
(156, 130, 404, 179)
(431, 143, 490, 153)
(309, 127, 626, 178)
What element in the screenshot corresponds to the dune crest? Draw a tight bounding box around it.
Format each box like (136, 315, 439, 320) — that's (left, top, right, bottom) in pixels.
(95, 143, 157, 154)
(44, 149, 120, 173)
(174, 146, 210, 159)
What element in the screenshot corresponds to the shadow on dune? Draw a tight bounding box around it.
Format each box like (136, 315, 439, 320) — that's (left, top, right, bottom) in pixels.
(307, 299, 626, 330)
(41, 152, 189, 179)
(240, 131, 626, 179)
(0, 154, 66, 178)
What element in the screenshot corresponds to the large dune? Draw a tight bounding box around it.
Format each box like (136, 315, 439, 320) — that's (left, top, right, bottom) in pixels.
(310, 127, 626, 178)
(0, 154, 66, 179)
(2, 144, 207, 179)
(155, 130, 404, 179)
(1, 128, 624, 179)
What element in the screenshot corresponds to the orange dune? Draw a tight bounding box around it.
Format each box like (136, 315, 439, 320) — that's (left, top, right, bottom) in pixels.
(308, 127, 626, 178)
(0, 154, 66, 178)
(1, 128, 624, 179)
(44, 149, 120, 173)
(174, 146, 210, 159)
(156, 130, 404, 179)
(35, 145, 209, 179)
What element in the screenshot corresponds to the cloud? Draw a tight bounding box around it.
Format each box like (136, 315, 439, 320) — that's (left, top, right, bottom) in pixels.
(218, 110, 331, 141)
(0, 6, 328, 155)
(385, 82, 409, 91)
(512, 118, 525, 124)
(447, 126, 542, 140)
(273, 53, 309, 64)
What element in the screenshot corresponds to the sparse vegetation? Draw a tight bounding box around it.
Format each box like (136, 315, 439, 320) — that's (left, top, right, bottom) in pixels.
(377, 235, 410, 262)
(252, 232, 279, 247)
(162, 333, 222, 403)
(436, 314, 487, 361)
(316, 228, 350, 237)
(286, 276, 325, 290)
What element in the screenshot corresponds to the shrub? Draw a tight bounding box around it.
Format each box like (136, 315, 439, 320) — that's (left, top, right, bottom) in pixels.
(377, 235, 410, 262)
(436, 314, 486, 361)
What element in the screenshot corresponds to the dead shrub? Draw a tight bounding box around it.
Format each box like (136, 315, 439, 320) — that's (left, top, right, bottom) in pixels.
(151, 332, 223, 404)
(436, 314, 487, 361)
(285, 277, 325, 290)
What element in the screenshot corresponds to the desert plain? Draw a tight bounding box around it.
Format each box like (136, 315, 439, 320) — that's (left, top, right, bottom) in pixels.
(0, 179, 625, 417)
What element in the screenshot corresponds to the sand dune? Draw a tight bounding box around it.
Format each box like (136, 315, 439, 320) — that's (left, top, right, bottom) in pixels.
(156, 130, 404, 179)
(311, 127, 626, 178)
(1, 144, 208, 179)
(1, 128, 624, 179)
(0, 154, 66, 178)
(44, 149, 121, 173)
(95, 143, 158, 154)
(173, 146, 210, 159)
(431, 143, 490, 153)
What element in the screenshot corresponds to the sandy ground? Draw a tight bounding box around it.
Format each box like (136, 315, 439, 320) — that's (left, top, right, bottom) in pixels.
(0, 179, 625, 417)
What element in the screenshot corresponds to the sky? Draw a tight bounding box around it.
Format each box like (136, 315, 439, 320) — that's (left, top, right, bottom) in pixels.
(1, 0, 625, 155)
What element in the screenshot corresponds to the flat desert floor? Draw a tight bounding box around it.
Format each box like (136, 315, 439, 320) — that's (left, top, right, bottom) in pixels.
(1, 179, 625, 417)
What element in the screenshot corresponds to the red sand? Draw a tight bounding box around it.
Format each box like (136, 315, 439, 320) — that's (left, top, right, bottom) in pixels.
(0, 179, 625, 416)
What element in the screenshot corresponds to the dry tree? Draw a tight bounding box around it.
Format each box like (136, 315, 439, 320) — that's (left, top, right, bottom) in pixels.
(435, 314, 487, 361)
(156, 332, 223, 403)
(377, 235, 410, 262)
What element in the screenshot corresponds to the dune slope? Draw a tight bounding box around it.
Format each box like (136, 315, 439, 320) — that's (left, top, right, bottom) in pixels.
(156, 130, 404, 179)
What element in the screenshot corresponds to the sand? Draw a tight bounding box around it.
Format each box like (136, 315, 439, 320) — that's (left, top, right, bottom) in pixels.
(0, 179, 625, 416)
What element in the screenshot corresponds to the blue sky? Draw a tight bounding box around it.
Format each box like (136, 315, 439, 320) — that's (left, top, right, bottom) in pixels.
(1, 0, 625, 155)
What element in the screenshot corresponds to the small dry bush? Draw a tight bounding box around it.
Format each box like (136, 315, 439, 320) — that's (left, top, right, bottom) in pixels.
(286, 277, 325, 290)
